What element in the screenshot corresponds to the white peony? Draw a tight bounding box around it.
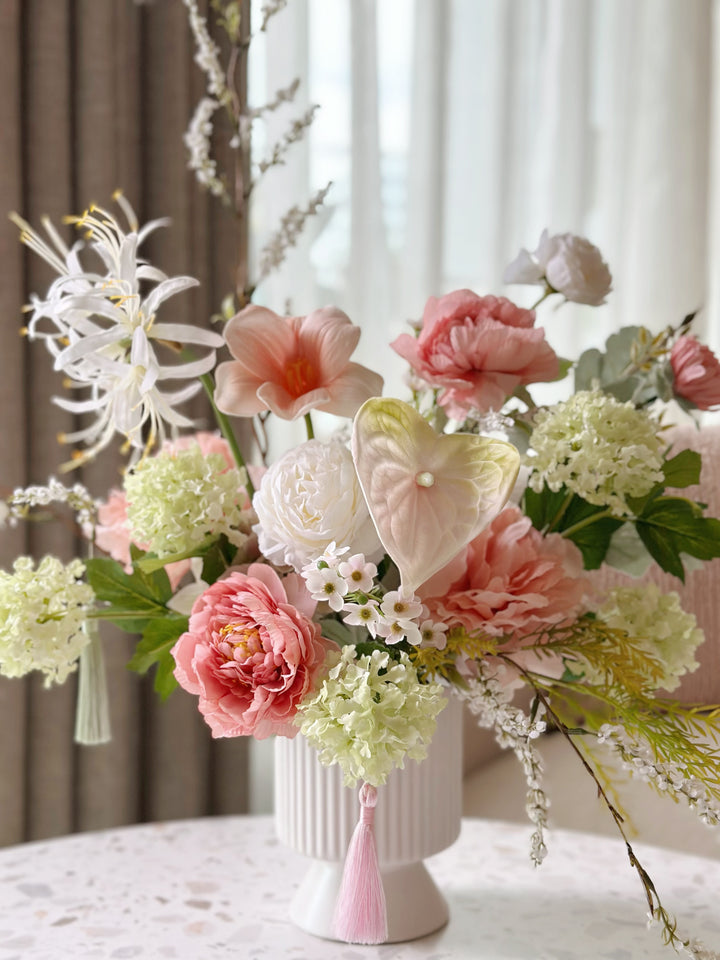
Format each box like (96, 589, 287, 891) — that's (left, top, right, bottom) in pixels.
(504, 229, 612, 306)
(253, 439, 383, 572)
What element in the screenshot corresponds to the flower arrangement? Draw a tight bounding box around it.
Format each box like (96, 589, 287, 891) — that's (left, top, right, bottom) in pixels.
(4, 3, 720, 956)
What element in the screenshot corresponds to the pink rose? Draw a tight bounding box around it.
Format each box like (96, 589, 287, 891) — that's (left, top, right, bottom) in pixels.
(171, 565, 332, 739)
(214, 305, 384, 421)
(391, 290, 559, 418)
(419, 505, 588, 638)
(670, 335, 720, 411)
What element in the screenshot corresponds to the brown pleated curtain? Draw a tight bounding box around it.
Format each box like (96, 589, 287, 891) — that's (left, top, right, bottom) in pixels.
(0, 0, 251, 846)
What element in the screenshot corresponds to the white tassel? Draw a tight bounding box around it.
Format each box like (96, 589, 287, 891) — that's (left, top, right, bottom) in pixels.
(74, 622, 111, 745)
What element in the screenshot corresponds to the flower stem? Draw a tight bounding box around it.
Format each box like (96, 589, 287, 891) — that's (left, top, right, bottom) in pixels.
(200, 373, 255, 497)
(529, 284, 555, 311)
(546, 490, 574, 533)
(560, 507, 614, 539)
(304, 412, 315, 440)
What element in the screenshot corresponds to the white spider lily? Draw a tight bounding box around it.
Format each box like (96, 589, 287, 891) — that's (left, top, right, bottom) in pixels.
(11, 193, 224, 467)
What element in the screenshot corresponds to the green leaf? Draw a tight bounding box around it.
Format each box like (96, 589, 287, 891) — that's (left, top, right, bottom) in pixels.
(551, 357, 573, 383)
(635, 522, 686, 581)
(127, 615, 189, 674)
(565, 515, 624, 569)
(201, 536, 238, 584)
(127, 615, 188, 701)
(635, 497, 720, 581)
(662, 449, 701, 489)
(318, 616, 363, 647)
(522, 483, 570, 532)
(85, 558, 173, 632)
(153, 653, 180, 701)
(522, 482, 622, 567)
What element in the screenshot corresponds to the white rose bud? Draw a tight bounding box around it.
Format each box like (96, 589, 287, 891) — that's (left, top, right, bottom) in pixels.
(504, 229, 612, 306)
(252, 439, 383, 572)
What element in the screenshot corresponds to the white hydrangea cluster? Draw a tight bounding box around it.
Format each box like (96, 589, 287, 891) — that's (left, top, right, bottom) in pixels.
(297, 644, 446, 787)
(253, 440, 382, 572)
(596, 585, 703, 692)
(527, 390, 664, 515)
(125, 445, 252, 557)
(301, 547, 448, 649)
(458, 664, 549, 865)
(0, 556, 94, 686)
(597, 724, 720, 828)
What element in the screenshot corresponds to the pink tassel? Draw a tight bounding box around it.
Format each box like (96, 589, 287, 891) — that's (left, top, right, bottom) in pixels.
(333, 782, 388, 944)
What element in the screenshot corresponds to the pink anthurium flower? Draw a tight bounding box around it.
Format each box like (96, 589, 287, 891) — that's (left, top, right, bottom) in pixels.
(214, 304, 384, 421)
(351, 398, 520, 594)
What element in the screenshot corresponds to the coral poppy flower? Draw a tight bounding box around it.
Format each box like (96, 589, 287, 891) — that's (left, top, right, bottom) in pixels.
(214, 305, 383, 420)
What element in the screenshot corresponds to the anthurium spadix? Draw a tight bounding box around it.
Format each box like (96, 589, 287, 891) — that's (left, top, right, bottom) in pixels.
(351, 398, 520, 594)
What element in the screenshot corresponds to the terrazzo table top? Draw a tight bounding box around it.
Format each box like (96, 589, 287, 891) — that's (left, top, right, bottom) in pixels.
(0, 816, 718, 959)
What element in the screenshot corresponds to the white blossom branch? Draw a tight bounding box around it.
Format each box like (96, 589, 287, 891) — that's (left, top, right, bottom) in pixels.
(255, 182, 332, 285)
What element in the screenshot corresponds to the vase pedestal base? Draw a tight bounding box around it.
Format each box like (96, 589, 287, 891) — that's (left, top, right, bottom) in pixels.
(289, 858, 449, 943)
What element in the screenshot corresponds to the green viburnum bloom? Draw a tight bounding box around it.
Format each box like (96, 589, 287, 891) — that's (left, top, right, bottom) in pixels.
(595, 584, 703, 693)
(124, 445, 252, 557)
(0, 556, 94, 686)
(527, 390, 664, 515)
(297, 644, 446, 787)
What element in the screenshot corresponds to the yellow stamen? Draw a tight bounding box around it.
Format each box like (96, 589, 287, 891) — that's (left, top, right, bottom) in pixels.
(19, 326, 28, 337)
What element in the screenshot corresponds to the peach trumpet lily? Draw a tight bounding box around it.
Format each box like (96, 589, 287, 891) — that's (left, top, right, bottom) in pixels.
(214, 304, 384, 421)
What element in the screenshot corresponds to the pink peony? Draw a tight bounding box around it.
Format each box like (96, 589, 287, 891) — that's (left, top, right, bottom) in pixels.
(670, 335, 720, 411)
(419, 505, 588, 639)
(214, 305, 384, 421)
(391, 290, 559, 418)
(171, 565, 332, 739)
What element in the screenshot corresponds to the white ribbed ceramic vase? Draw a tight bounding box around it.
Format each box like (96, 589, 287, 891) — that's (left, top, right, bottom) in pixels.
(274, 695, 463, 943)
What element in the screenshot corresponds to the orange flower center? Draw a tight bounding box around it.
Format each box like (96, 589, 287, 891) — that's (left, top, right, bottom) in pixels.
(284, 355, 318, 398)
(219, 623, 263, 659)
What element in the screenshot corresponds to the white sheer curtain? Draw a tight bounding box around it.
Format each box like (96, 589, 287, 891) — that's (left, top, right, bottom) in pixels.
(252, 0, 719, 390)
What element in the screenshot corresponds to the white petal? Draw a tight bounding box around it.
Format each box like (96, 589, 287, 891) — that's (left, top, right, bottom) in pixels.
(142, 277, 199, 317)
(151, 322, 224, 348)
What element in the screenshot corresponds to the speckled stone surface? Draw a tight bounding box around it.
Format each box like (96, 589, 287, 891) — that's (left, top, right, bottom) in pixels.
(1, 816, 719, 959)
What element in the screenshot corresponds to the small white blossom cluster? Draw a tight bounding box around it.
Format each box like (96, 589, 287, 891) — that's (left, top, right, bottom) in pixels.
(597, 724, 720, 827)
(259, 0, 288, 32)
(684, 938, 720, 960)
(184, 97, 226, 198)
(459, 664, 550, 865)
(6, 478, 97, 529)
(180, 0, 226, 99)
(528, 390, 664, 515)
(596, 585, 703, 693)
(0, 556, 94, 687)
(257, 182, 332, 282)
(257, 106, 319, 176)
(302, 546, 448, 649)
(125, 445, 253, 558)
